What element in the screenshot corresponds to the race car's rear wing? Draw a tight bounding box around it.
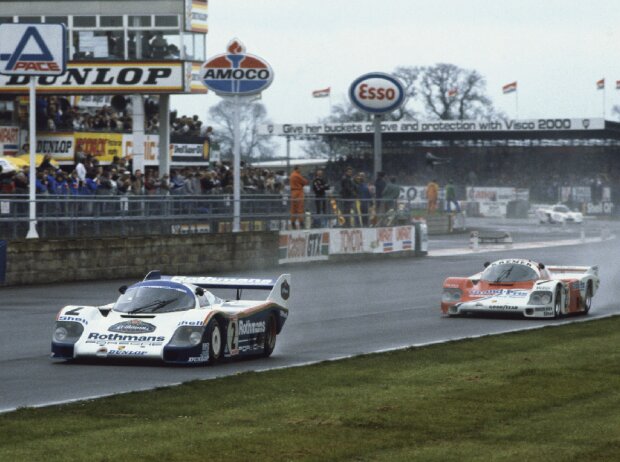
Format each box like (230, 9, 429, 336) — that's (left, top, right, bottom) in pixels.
(146, 271, 291, 307)
(547, 265, 598, 279)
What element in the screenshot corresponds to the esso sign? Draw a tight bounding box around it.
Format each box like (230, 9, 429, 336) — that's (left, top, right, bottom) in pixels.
(349, 73, 405, 114)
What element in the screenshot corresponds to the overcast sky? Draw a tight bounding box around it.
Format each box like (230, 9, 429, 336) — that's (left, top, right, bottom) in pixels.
(171, 0, 620, 125)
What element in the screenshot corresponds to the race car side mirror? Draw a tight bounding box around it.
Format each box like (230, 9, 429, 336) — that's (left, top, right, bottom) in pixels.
(118, 285, 127, 294)
(483, 262, 490, 268)
(195, 287, 205, 296)
(538, 263, 545, 269)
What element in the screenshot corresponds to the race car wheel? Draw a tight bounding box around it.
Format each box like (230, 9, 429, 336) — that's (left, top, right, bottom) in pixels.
(583, 282, 593, 314)
(206, 319, 223, 362)
(262, 314, 277, 358)
(553, 287, 562, 318)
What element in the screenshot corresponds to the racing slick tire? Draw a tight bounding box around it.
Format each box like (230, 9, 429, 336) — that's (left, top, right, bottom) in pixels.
(553, 287, 563, 319)
(262, 314, 277, 358)
(583, 282, 593, 315)
(206, 319, 223, 363)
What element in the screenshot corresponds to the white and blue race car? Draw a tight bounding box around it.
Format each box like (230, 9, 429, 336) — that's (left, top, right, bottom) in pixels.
(52, 271, 290, 365)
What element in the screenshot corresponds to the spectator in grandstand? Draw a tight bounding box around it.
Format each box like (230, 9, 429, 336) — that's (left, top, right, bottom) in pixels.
(289, 165, 309, 230)
(382, 177, 401, 212)
(143, 170, 159, 195)
(116, 171, 132, 195)
(426, 178, 439, 214)
(169, 169, 186, 195)
(354, 172, 372, 227)
(150, 32, 168, 59)
(130, 169, 144, 195)
(444, 179, 461, 213)
(75, 153, 87, 183)
(311, 169, 330, 226)
(374, 171, 387, 214)
(340, 166, 357, 225)
(35, 172, 49, 195)
(13, 171, 29, 195)
(0, 167, 16, 194)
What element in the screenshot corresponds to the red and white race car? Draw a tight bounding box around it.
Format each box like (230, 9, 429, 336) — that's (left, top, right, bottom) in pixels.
(441, 259, 599, 318)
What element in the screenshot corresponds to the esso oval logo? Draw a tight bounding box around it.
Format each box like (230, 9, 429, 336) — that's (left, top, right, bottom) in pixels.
(349, 73, 405, 114)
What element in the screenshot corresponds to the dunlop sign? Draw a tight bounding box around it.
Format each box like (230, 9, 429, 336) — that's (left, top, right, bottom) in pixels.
(0, 62, 186, 94)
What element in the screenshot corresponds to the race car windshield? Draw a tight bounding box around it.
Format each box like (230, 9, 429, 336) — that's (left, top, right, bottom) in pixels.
(481, 263, 538, 283)
(113, 287, 195, 313)
(553, 205, 570, 213)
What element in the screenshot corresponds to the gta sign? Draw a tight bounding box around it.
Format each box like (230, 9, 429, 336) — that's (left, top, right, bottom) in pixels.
(0, 24, 66, 75)
(200, 39, 273, 96)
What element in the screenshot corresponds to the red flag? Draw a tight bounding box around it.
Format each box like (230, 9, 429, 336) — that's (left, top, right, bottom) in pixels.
(616, 80, 620, 90)
(447, 88, 458, 97)
(502, 81, 517, 94)
(596, 78, 605, 90)
(312, 87, 331, 98)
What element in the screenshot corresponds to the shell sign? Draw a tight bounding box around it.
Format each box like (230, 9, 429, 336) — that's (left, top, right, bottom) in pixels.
(201, 39, 273, 96)
(349, 72, 405, 114)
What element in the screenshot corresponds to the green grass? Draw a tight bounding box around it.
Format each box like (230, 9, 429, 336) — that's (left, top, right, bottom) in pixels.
(2, 318, 620, 461)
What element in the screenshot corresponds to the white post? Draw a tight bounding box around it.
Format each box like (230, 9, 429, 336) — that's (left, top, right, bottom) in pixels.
(131, 95, 145, 173)
(26, 76, 38, 239)
(232, 95, 241, 232)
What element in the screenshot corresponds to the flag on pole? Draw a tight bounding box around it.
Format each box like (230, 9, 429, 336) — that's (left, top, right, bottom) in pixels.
(502, 81, 517, 94)
(447, 88, 458, 97)
(312, 87, 331, 98)
(615, 80, 620, 90)
(596, 78, 605, 90)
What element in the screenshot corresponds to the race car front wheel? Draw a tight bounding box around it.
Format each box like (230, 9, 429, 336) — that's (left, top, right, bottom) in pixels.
(206, 319, 223, 363)
(262, 314, 277, 358)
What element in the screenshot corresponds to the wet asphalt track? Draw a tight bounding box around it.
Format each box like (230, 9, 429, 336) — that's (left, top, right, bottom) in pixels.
(1, 218, 619, 413)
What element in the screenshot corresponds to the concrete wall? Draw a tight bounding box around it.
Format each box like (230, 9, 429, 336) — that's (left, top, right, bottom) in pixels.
(4, 232, 278, 286)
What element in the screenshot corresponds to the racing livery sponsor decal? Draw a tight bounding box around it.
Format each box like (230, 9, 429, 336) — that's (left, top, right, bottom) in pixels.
(281, 280, 290, 300)
(87, 332, 165, 342)
(58, 315, 89, 325)
(227, 317, 239, 355)
(469, 289, 529, 298)
(239, 320, 265, 336)
(109, 320, 156, 334)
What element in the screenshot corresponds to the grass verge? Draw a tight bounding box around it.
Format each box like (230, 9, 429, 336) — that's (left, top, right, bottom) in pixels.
(2, 317, 620, 461)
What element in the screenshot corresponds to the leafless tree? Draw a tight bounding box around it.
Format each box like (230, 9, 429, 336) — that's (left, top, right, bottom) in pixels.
(208, 99, 277, 161)
(418, 63, 497, 120)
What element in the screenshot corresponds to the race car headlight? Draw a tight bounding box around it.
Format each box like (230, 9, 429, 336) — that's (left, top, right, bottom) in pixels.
(53, 321, 84, 344)
(168, 326, 205, 347)
(528, 291, 553, 305)
(442, 288, 462, 303)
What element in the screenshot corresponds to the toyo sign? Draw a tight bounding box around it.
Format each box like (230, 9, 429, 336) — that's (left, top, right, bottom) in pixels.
(200, 39, 273, 96)
(349, 72, 405, 114)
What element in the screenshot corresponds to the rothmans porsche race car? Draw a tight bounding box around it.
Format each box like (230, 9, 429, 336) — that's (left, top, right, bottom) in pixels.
(441, 259, 599, 318)
(52, 271, 290, 364)
(535, 204, 583, 224)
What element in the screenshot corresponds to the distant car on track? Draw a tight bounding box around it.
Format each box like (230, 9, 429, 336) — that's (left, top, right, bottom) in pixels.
(535, 204, 583, 224)
(441, 259, 599, 318)
(52, 271, 290, 364)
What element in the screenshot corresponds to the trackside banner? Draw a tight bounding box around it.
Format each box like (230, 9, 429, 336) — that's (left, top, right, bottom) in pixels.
(259, 118, 605, 136)
(0, 126, 19, 155)
(329, 226, 415, 255)
(0, 62, 186, 94)
(278, 230, 329, 264)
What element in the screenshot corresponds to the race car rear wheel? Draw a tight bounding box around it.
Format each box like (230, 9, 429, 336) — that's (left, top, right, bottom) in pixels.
(553, 287, 562, 318)
(262, 314, 277, 358)
(206, 319, 223, 363)
(583, 282, 593, 314)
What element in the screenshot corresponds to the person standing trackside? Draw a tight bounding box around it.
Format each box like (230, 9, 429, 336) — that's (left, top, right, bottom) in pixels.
(289, 165, 309, 229)
(426, 178, 439, 214)
(311, 169, 329, 227)
(340, 166, 357, 226)
(445, 178, 461, 213)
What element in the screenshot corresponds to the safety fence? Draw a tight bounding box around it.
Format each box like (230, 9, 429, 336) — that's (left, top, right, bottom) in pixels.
(0, 194, 422, 241)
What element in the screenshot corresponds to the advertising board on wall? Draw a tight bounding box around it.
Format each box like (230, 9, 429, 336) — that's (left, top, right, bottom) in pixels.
(278, 230, 329, 264)
(328, 226, 415, 255)
(74, 132, 123, 163)
(35, 133, 74, 162)
(0, 126, 19, 156)
(259, 118, 605, 136)
(185, 0, 209, 33)
(0, 62, 187, 94)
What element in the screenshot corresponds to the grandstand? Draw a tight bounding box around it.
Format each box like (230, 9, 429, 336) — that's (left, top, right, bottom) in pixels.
(0, 0, 209, 172)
